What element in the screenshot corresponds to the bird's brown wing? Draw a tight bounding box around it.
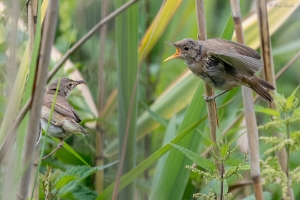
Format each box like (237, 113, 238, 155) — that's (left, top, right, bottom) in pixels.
(209, 51, 263, 77)
(210, 39, 261, 59)
(43, 94, 81, 123)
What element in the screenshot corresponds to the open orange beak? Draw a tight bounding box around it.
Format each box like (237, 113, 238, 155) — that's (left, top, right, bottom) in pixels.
(164, 41, 181, 62)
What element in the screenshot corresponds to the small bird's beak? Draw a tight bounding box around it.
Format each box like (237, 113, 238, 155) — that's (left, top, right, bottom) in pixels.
(164, 47, 181, 62)
(165, 41, 175, 46)
(76, 80, 86, 85)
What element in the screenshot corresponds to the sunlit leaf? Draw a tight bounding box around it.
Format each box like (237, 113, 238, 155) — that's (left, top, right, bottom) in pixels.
(170, 143, 216, 171)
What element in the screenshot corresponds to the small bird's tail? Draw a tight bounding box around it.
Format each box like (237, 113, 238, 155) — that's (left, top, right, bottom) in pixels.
(257, 78, 275, 90)
(250, 77, 274, 102)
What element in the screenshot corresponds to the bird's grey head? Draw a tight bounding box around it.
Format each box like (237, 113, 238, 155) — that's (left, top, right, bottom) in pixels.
(47, 78, 86, 97)
(164, 38, 201, 64)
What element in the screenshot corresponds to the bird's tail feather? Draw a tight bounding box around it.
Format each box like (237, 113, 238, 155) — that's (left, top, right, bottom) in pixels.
(251, 77, 273, 102)
(258, 78, 275, 90)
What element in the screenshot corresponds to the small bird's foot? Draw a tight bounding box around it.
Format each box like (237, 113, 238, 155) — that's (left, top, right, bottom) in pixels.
(202, 90, 230, 101)
(42, 139, 64, 160)
(202, 93, 217, 101)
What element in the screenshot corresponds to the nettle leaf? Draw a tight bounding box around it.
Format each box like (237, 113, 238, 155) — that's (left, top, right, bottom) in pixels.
(54, 161, 118, 196)
(212, 179, 228, 197)
(254, 105, 280, 116)
(170, 143, 217, 171)
(71, 185, 98, 200)
(220, 144, 229, 159)
(55, 175, 77, 191)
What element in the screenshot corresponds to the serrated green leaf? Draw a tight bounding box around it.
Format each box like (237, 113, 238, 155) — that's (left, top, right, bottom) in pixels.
(55, 175, 77, 191)
(70, 185, 98, 200)
(254, 105, 280, 116)
(170, 143, 217, 171)
(55, 161, 118, 195)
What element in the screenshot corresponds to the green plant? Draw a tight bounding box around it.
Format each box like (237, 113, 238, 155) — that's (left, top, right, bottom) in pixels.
(256, 87, 300, 199)
(40, 161, 117, 199)
(171, 131, 249, 199)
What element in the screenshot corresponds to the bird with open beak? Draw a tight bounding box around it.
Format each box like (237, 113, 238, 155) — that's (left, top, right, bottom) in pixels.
(164, 38, 274, 101)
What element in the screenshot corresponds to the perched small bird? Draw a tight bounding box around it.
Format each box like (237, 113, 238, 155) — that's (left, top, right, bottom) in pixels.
(164, 38, 275, 102)
(40, 78, 87, 159)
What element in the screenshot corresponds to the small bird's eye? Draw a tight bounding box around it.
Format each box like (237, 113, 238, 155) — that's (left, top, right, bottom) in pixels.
(184, 46, 189, 51)
(69, 83, 72, 87)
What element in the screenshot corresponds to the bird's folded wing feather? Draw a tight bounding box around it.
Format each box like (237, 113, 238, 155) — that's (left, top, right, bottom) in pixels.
(43, 95, 81, 123)
(209, 51, 263, 76)
(210, 39, 261, 59)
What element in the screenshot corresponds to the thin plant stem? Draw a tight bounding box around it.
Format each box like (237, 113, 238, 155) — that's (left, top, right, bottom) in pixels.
(229, 0, 263, 199)
(17, 0, 58, 198)
(220, 161, 224, 200)
(195, 0, 220, 173)
(95, 0, 108, 193)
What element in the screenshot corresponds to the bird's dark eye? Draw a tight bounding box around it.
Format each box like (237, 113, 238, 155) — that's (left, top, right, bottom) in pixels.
(69, 83, 72, 87)
(184, 46, 189, 51)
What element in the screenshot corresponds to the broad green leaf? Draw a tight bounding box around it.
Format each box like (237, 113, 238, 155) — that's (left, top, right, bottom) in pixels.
(149, 84, 205, 200)
(151, 116, 178, 186)
(220, 16, 234, 40)
(170, 143, 216, 172)
(115, 0, 138, 198)
(254, 105, 280, 116)
(138, 0, 183, 64)
(273, 39, 300, 56)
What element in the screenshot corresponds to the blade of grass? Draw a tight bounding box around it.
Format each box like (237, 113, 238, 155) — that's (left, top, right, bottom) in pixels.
(112, 0, 138, 199)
